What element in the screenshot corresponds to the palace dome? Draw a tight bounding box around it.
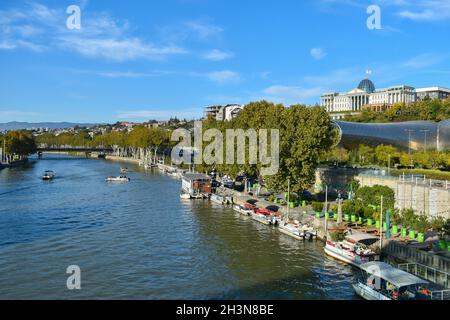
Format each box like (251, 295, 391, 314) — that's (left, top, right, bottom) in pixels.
(358, 78, 375, 93)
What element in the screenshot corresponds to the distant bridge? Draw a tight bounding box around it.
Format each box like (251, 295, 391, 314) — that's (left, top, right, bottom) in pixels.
(37, 145, 114, 153)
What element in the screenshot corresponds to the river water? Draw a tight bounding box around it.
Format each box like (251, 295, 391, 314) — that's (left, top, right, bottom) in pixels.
(0, 154, 358, 299)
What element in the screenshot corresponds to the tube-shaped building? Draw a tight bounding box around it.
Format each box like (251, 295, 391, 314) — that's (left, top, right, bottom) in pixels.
(335, 120, 450, 151)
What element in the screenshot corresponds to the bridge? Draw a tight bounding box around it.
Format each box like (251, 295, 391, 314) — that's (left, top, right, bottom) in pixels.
(37, 145, 114, 153)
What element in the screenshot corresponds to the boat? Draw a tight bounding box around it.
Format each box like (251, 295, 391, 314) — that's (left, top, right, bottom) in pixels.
(120, 167, 129, 174)
(279, 220, 317, 240)
(180, 193, 191, 200)
(353, 262, 434, 300)
(233, 204, 253, 216)
(42, 170, 55, 180)
(251, 208, 279, 225)
(106, 175, 130, 182)
(211, 194, 233, 205)
(324, 232, 380, 267)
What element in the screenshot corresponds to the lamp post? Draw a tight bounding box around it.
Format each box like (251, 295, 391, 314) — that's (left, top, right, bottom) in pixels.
(404, 129, 414, 155)
(420, 129, 430, 151)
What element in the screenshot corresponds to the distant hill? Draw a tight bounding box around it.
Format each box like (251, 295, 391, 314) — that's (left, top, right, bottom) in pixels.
(0, 122, 100, 130)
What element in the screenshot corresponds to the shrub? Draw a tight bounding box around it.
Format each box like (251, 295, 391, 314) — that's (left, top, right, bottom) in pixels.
(312, 201, 323, 212)
(330, 230, 346, 242)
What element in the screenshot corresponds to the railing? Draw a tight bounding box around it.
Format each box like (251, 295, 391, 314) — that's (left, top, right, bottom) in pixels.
(430, 290, 450, 301)
(359, 170, 449, 190)
(398, 262, 450, 289)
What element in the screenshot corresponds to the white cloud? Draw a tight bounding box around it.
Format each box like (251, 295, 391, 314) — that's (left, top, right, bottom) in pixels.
(58, 37, 186, 61)
(262, 85, 324, 104)
(0, 2, 187, 61)
(402, 53, 446, 69)
(395, 0, 450, 21)
(206, 70, 240, 84)
(184, 21, 223, 39)
(202, 49, 234, 61)
(310, 47, 327, 60)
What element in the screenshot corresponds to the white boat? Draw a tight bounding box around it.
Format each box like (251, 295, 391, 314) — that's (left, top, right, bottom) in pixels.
(251, 208, 280, 225)
(279, 221, 317, 240)
(180, 193, 191, 200)
(106, 175, 130, 183)
(353, 262, 433, 300)
(42, 170, 55, 180)
(324, 232, 379, 267)
(233, 204, 253, 216)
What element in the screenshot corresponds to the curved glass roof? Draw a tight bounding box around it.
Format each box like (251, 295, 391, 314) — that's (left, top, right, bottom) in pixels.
(358, 78, 375, 93)
(335, 120, 450, 151)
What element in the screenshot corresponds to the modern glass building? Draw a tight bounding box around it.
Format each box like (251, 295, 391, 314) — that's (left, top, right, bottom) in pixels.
(334, 120, 450, 151)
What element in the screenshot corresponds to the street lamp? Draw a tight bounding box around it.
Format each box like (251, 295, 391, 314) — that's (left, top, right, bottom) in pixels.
(420, 129, 430, 151)
(404, 129, 414, 155)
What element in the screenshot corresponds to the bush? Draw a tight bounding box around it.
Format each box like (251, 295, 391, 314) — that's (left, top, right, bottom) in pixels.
(330, 230, 346, 242)
(312, 201, 323, 212)
(401, 209, 418, 229)
(414, 215, 431, 234)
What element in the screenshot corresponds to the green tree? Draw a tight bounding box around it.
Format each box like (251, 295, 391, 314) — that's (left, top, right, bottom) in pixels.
(5, 130, 37, 156)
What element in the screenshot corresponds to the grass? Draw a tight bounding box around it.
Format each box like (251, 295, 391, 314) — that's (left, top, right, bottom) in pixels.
(390, 168, 450, 181)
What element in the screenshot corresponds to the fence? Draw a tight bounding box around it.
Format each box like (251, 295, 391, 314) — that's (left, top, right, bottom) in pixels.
(398, 263, 450, 290)
(384, 241, 450, 277)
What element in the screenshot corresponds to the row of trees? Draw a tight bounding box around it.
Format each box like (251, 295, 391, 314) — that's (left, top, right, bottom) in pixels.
(323, 144, 450, 169)
(36, 126, 173, 150)
(1, 131, 37, 157)
(344, 98, 450, 123)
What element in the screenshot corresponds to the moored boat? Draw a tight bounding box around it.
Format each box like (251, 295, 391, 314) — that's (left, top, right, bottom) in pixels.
(251, 208, 279, 225)
(324, 232, 379, 267)
(353, 262, 435, 300)
(233, 204, 253, 216)
(279, 221, 317, 240)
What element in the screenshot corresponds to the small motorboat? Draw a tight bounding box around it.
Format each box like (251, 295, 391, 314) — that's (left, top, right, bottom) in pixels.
(324, 232, 379, 267)
(279, 220, 317, 240)
(180, 193, 191, 200)
(106, 175, 130, 183)
(251, 208, 279, 225)
(233, 204, 253, 216)
(120, 167, 129, 174)
(42, 170, 55, 180)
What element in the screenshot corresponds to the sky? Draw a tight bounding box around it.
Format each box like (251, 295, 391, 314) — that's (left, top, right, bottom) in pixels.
(0, 0, 449, 123)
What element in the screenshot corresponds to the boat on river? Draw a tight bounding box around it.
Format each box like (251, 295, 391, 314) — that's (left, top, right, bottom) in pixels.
(233, 204, 253, 216)
(279, 220, 317, 240)
(211, 194, 233, 205)
(106, 175, 130, 183)
(353, 262, 436, 300)
(251, 208, 280, 225)
(42, 170, 55, 180)
(324, 232, 379, 267)
(120, 167, 129, 174)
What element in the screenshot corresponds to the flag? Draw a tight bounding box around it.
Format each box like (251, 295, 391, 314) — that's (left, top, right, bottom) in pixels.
(366, 69, 373, 76)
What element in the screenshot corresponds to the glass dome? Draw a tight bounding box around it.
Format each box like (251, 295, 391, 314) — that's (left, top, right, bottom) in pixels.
(358, 79, 375, 93)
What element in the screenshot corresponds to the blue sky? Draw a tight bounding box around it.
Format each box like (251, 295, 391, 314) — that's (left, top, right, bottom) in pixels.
(0, 0, 449, 123)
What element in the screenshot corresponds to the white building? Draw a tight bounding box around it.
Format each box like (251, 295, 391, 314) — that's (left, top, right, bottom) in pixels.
(321, 78, 448, 119)
(203, 104, 243, 121)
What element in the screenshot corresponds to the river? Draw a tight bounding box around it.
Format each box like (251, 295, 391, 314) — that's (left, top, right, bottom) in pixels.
(0, 154, 358, 299)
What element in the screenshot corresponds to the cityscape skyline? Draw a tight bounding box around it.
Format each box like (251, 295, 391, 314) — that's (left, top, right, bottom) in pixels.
(0, 0, 449, 123)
